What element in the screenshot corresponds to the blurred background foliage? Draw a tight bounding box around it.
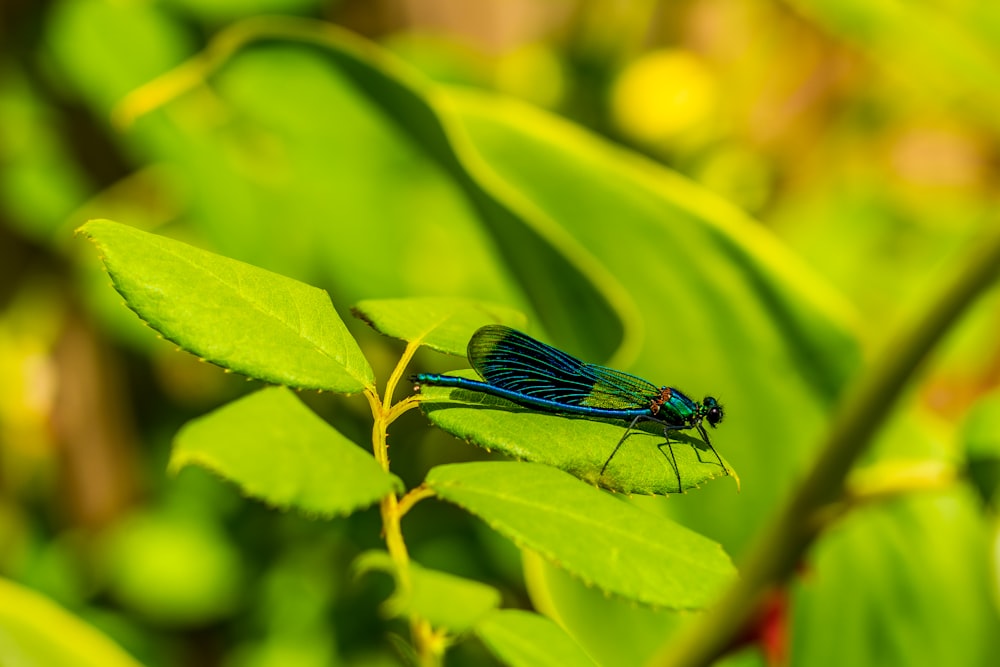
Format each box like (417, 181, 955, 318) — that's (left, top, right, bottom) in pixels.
(1, 1, 999, 666)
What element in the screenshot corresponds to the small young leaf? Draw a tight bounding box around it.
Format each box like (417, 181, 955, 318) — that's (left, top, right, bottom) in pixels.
(78, 219, 374, 393)
(352, 297, 527, 355)
(354, 551, 501, 633)
(426, 462, 736, 610)
(475, 610, 599, 667)
(418, 376, 736, 495)
(171, 387, 401, 516)
(0, 578, 143, 667)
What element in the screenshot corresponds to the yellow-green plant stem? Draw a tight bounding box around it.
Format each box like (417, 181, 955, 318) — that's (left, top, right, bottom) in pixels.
(653, 225, 1000, 667)
(364, 338, 443, 667)
(398, 485, 435, 518)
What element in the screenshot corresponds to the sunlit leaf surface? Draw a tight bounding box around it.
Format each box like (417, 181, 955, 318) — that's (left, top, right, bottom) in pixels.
(793, 489, 1000, 666)
(354, 551, 500, 633)
(427, 461, 736, 609)
(79, 219, 374, 393)
(446, 88, 861, 552)
(86, 20, 862, 549)
(0, 578, 143, 667)
(476, 610, 599, 667)
(172, 387, 401, 516)
(521, 551, 684, 667)
(11, 5, 994, 666)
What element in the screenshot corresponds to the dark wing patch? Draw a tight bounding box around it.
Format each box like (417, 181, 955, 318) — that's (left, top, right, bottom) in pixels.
(468, 325, 659, 409)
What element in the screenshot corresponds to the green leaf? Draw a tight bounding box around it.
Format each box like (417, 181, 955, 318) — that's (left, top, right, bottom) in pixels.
(97, 20, 861, 552)
(426, 461, 736, 609)
(446, 88, 862, 553)
(0, 577, 143, 667)
(792, 489, 1000, 667)
(475, 610, 599, 667)
(170, 386, 401, 516)
(110, 20, 622, 360)
(522, 551, 683, 667)
(354, 551, 501, 633)
(352, 297, 526, 355)
(77, 219, 373, 393)
(419, 375, 736, 495)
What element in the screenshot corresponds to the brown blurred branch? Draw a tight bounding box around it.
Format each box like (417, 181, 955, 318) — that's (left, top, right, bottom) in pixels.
(51, 309, 138, 527)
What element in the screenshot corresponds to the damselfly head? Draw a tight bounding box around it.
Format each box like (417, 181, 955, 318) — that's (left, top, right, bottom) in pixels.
(703, 396, 723, 428)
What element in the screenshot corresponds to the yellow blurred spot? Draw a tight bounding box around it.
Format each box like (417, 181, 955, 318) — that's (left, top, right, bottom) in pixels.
(848, 460, 956, 502)
(611, 50, 717, 144)
(0, 286, 62, 462)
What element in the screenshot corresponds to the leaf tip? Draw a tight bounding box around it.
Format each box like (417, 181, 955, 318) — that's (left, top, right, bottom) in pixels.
(74, 219, 98, 237)
(349, 304, 375, 329)
(75, 218, 117, 239)
(166, 451, 189, 477)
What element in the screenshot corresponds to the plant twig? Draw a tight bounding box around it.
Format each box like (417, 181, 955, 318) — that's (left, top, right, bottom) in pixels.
(388, 394, 422, 422)
(398, 484, 435, 518)
(364, 384, 439, 667)
(385, 340, 422, 412)
(652, 225, 1000, 667)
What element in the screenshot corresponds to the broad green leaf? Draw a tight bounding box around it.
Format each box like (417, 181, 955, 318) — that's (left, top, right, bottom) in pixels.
(789, 415, 1000, 667)
(475, 610, 599, 667)
(426, 462, 736, 609)
(792, 489, 1000, 667)
(352, 297, 526, 355)
(171, 386, 401, 516)
(445, 88, 862, 553)
(419, 375, 736, 495)
(98, 20, 859, 548)
(354, 551, 500, 633)
(522, 551, 683, 667)
(0, 577, 143, 667)
(78, 219, 374, 393)
(108, 20, 622, 361)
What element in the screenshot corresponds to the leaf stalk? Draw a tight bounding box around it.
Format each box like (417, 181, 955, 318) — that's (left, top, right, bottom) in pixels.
(366, 340, 445, 667)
